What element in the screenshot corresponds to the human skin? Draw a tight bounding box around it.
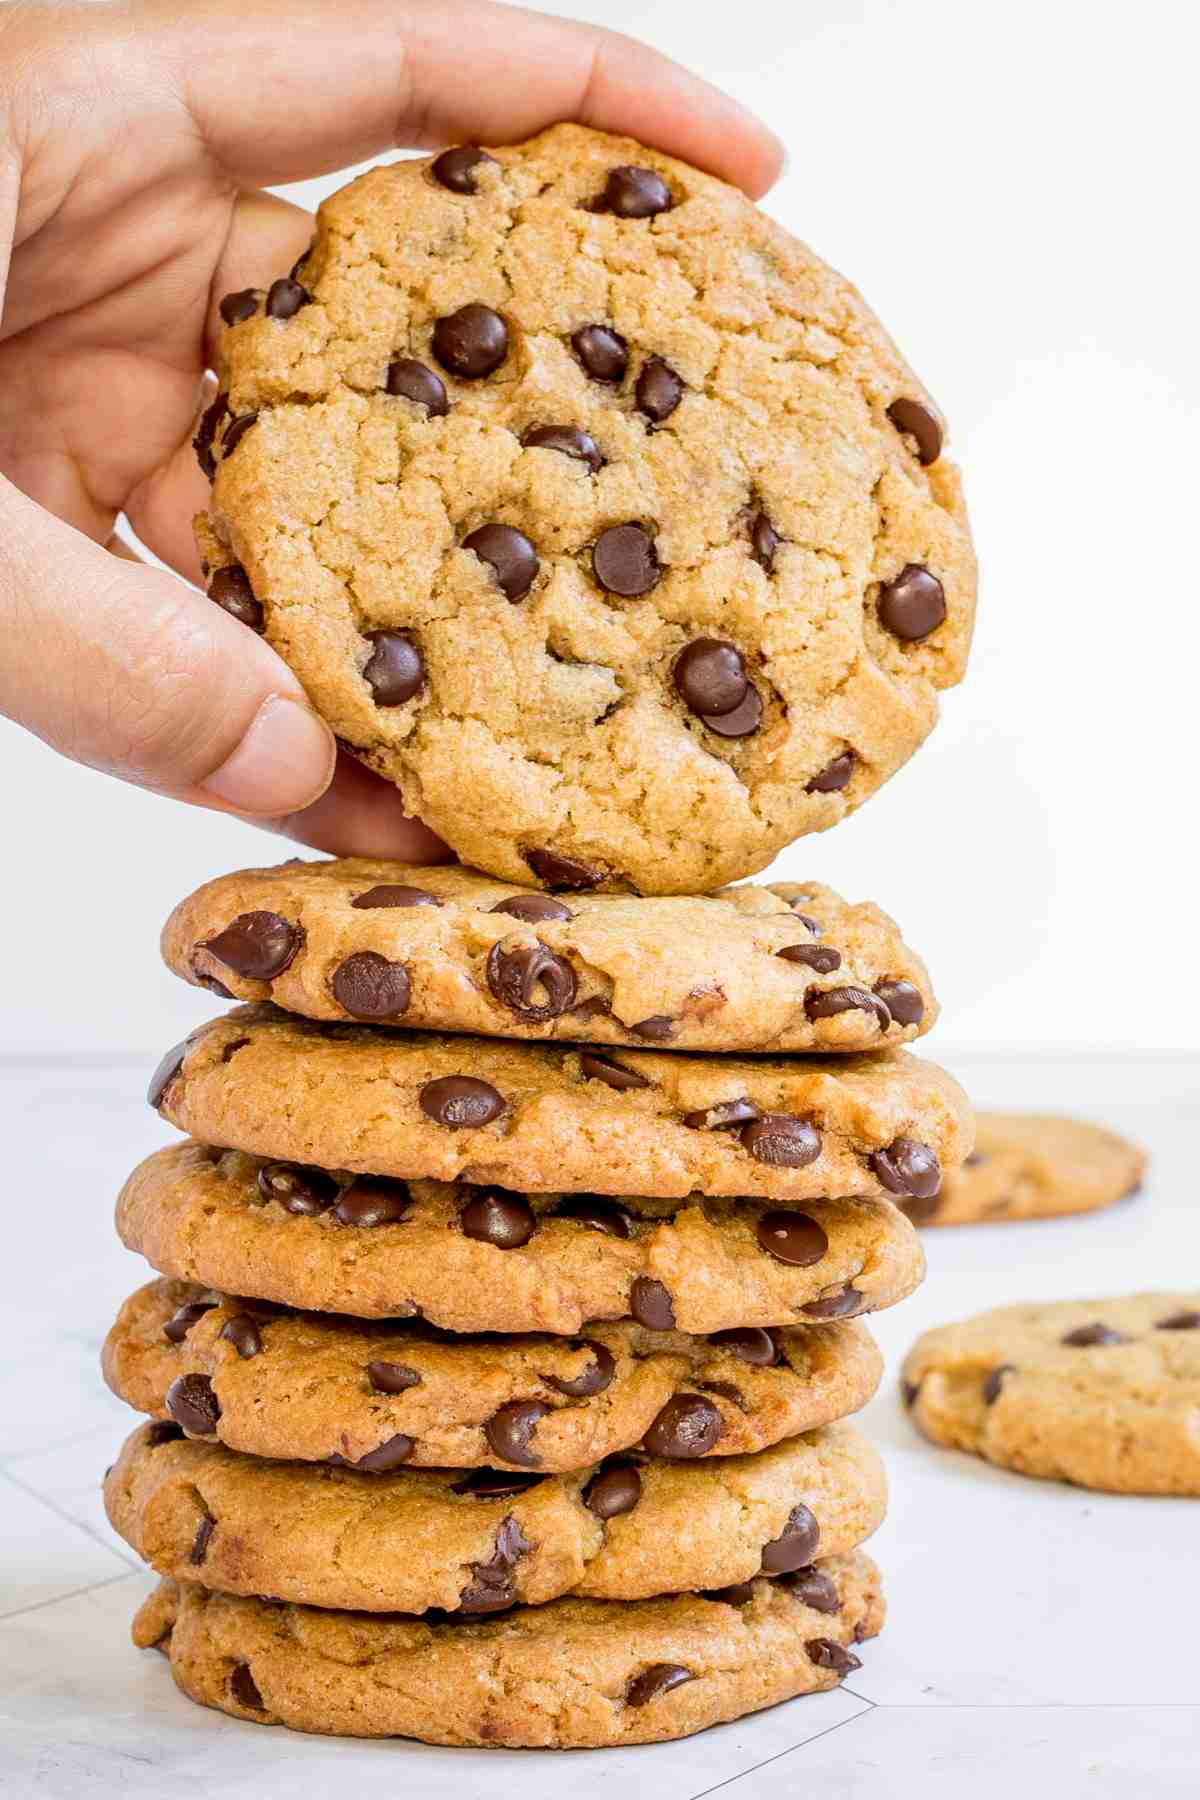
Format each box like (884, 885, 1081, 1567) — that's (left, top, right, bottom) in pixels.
(0, 0, 781, 855)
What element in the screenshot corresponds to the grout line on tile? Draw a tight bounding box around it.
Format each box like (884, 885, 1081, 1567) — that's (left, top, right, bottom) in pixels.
(685, 1697, 875, 1800)
(0, 1569, 139, 1626)
(0, 1467, 141, 1572)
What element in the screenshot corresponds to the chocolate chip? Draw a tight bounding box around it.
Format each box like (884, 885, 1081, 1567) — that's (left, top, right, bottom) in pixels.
(432, 303, 508, 378)
(626, 1664, 693, 1707)
(1061, 1322, 1126, 1347)
(630, 1277, 675, 1330)
(386, 358, 448, 415)
(524, 849, 604, 890)
(899, 1192, 942, 1225)
(491, 893, 573, 923)
(705, 1580, 757, 1605)
(887, 397, 943, 466)
(257, 1161, 339, 1215)
(571, 324, 628, 382)
(584, 1462, 642, 1519)
(742, 1115, 822, 1169)
(165, 1373, 220, 1437)
(756, 1210, 829, 1266)
(806, 1638, 860, 1677)
(460, 1188, 536, 1248)
(761, 1502, 820, 1573)
(878, 564, 946, 640)
(367, 1360, 422, 1394)
(265, 277, 309, 320)
(420, 1076, 505, 1128)
(630, 1015, 675, 1042)
(805, 985, 892, 1031)
(362, 631, 424, 705)
(700, 685, 763, 737)
(553, 1195, 632, 1237)
(352, 884, 442, 909)
(871, 1137, 941, 1200)
(219, 289, 258, 326)
(163, 1300, 216, 1344)
(463, 523, 539, 601)
(203, 911, 302, 980)
(642, 1394, 723, 1458)
(778, 943, 843, 975)
(458, 1515, 531, 1613)
(221, 411, 258, 457)
(207, 564, 264, 632)
(522, 424, 604, 471)
(802, 1284, 864, 1320)
(673, 639, 748, 717)
(145, 1422, 185, 1447)
(579, 1052, 648, 1092)
(543, 1340, 616, 1398)
(785, 1567, 840, 1613)
(431, 146, 496, 193)
(487, 942, 577, 1021)
(219, 1314, 263, 1359)
(709, 1327, 780, 1365)
(485, 1400, 548, 1467)
(192, 391, 229, 478)
(334, 1178, 412, 1228)
(805, 752, 855, 795)
(982, 1364, 1015, 1404)
(901, 1379, 920, 1408)
(592, 524, 660, 596)
(1157, 1310, 1200, 1330)
(683, 1098, 760, 1131)
(603, 166, 673, 218)
(636, 357, 683, 422)
(750, 512, 780, 571)
(873, 979, 924, 1028)
(190, 1514, 215, 1565)
(229, 1663, 263, 1710)
(355, 1432, 415, 1471)
(451, 1469, 546, 1498)
(330, 951, 411, 1021)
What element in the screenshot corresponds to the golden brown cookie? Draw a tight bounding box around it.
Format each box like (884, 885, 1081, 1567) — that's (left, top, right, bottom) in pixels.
(134, 1553, 883, 1745)
(106, 1420, 886, 1612)
(147, 1004, 972, 1202)
(103, 1278, 883, 1471)
(117, 1143, 926, 1335)
(194, 123, 975, 895)
(903, 1293, 1200, 1493)
(165, 858, 937, 1053)
(905, 1111, 1146, 1226)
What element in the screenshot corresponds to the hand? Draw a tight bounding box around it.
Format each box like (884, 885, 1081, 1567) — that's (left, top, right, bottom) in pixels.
(0, 0, 781, 857)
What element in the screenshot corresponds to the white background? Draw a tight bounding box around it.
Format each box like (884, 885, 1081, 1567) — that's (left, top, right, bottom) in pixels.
(2, 0, 1197, 1058)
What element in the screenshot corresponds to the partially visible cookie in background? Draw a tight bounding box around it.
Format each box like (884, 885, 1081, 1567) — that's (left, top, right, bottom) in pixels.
(903, 1293, 1200, 1493)
(194, 123, 975, 893)
(901, 1112, 1145, 1226)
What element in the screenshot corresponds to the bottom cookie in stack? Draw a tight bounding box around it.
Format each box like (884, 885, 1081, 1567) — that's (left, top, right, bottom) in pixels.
(133, 1553, 883, 1747)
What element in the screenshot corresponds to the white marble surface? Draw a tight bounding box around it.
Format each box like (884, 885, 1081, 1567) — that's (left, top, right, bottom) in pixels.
(2, 1048, 1197, 1795)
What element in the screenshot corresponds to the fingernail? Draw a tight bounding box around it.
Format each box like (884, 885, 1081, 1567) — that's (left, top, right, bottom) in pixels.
(199, 695, 335, 816)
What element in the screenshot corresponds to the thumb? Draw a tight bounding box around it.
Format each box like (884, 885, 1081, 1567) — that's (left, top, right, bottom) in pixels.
(0, 475, 335, 816)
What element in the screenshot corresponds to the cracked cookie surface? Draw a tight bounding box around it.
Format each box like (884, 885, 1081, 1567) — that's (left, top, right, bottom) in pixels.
(166, 856, 936, 1053)
(903, 1292, 1200, 1492)
(134, 1552, 883, 1746)
(106, 1420, 885, 1612)
(195, 123, 975, 894)
(104, 1277, 883, 1470)
(147, 1004, 972, 1202)
(907, 1112, 1145, 1227)
(117, 1143, 925, 1334)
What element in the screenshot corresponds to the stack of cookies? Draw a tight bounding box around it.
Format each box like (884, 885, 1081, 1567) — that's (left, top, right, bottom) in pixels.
(101, 124, 978, 1747)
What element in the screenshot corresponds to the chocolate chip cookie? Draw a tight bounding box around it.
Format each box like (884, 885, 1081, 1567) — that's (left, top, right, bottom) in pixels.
(903, 1293, 1200, 1493)
(104, 1278, 883, 1470)
(905, 1111, 1146, 1226)
(165, 857, 936, 1053)
(106, 1419, 885, 1611)
(195, 123, 976, 894)
(147, 1005, 972, 1201)
(133, 1551, 882, 1745)
(118, 1143, 926, 1334)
